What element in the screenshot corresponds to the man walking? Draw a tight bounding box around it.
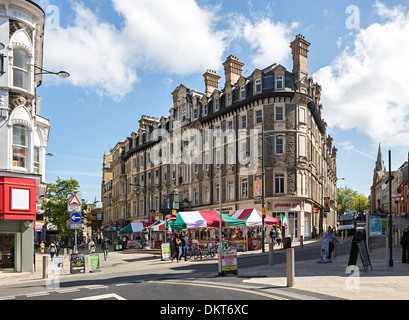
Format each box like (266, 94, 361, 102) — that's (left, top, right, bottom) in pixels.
(101, 237, 110, 260)
(181, 231, 189, 261)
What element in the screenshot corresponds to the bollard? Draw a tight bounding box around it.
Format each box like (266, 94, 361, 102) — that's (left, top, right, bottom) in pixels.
(341, 230, 344, 242)
(42, 255, 48, 279)
(286, 248, 295, 287)
(300, 235, 304, 250)
(269, 242, 274, 266)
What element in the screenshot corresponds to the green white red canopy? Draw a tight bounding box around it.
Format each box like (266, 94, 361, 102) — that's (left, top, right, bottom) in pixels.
(231, 208, 280, 227)
(170, 211, 245, 230)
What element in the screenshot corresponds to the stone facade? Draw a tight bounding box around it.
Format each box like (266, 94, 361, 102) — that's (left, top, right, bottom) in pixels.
(101, 35, 338, 240)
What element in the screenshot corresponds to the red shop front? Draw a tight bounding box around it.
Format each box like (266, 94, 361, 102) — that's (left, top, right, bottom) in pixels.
(0, 176, 37, 272)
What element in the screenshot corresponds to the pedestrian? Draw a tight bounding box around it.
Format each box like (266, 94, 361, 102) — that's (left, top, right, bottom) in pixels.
(89, 239, 96, 254)
(181, 231, 189, 261)
(171, 232, 181, 263)
(401, 225, 409, 263)
(269, 227, 277, 246)
(39, 241, 45, 255)
(276, 227, 282, 247)
(48, 241, 57, 261)
(55, 241, 61, 257)
(101, 237, 110, 260)
(322, 226, 336, 259)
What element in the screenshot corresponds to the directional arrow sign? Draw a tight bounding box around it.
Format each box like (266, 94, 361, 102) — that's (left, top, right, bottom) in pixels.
(70, 212, 81, 223)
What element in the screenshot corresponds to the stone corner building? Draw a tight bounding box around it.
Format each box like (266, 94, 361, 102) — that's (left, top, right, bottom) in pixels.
(101, 35, 338, 240)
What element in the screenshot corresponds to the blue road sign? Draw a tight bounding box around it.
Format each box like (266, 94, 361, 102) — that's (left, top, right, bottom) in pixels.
(70, 212, 81, 223)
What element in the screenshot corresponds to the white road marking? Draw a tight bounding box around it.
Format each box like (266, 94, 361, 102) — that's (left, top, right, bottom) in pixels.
(74, 293, 126, 300)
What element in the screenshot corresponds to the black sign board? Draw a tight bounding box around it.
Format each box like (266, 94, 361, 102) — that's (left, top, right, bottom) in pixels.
(348, 230, 372, 271)
(70, 253, 85, 274)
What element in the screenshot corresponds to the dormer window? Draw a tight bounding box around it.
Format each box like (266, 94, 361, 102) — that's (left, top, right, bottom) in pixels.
(203, 104, 208, 116)
(227, 92, 232, 106)
(215, 98, 219, 111)
(276, 76, 283, 90)
(240, 86, 245, 100)
(255, 79, 261, 93)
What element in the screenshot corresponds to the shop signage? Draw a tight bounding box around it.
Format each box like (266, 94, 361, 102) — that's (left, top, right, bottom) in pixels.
(161, 242, 171, 261)
(88, 254, 101, 272)
(271, 202, 300, 211)
(70, 253, 85, 274)
(221, 248, 238, 275)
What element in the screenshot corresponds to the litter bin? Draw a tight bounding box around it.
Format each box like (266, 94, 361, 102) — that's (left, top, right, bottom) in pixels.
(283, 237, 291, 249)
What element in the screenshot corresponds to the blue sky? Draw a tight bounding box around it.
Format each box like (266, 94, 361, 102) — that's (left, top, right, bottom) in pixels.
(33, 0, 409, 203)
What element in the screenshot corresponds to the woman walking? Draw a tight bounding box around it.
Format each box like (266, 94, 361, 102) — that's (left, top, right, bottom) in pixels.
(171, 232, 182, 263)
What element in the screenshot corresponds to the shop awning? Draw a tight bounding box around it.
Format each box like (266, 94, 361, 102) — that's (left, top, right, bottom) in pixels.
(171, 211, 246, 230)
(231, 208, 280, 227)
(118, 223, 143, 234)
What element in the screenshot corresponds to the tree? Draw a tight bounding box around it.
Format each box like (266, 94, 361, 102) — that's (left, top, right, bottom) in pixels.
(42, 177, 85, 238)
(351, 194, 370, 212)
(337, 186, 359, 214)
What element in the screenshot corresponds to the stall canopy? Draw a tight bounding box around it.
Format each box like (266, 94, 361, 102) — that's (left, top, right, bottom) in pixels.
(171, 211, 246, 230)
(149, 220, 169, 232)
(231, 208, 280, 227)
(118, 223, 143, 234)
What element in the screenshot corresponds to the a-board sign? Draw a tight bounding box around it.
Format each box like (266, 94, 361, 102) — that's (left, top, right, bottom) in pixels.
(53, 256, 64, 272)
(348, 230, 372, 271)
(161, 242, 171, 261)
(88, 254, 101, 272)
(70, 253, 85, 274)
(221, 248, 238, 275)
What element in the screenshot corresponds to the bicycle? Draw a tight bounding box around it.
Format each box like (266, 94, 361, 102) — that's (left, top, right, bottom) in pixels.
(188, 244, 202, 260)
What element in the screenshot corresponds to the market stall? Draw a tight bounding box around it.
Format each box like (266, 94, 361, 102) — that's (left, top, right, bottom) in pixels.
(171, 211, 245, 230)
(231, 208, 280, 251)
(231, 208, 280, 226)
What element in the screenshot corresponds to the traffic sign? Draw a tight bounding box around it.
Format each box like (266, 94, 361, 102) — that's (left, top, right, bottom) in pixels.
(70, 212, 81, 223)
(68, 194, 82, 212)
(170, 215, 177, 222)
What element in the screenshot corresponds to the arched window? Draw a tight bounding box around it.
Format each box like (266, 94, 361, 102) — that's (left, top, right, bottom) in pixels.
(12, 124, 28, 168)
(13, 48, 29, 90)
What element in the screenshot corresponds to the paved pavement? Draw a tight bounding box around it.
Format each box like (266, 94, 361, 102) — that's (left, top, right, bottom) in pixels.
(1, 217, 408, 300)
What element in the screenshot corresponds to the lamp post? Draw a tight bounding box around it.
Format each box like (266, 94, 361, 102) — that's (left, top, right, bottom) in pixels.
(218, 165, 223, 275)
(388, 150, 393, 267)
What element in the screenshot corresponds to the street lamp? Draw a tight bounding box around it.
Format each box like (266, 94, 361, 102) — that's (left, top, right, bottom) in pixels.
(34, 66, 70, 79)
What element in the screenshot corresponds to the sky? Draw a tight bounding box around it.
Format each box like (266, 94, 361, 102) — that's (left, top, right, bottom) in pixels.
(33, 0, 409, 204)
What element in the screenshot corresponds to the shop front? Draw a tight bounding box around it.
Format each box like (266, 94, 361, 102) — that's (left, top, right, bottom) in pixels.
(0, 176, 37, 272)
(269, 200, 313, 242)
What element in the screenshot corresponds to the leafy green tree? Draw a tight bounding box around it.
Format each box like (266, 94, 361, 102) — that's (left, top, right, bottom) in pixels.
(351, 194, 370, 212)
(42, 177, 85, 237)
(337, 186, 359, 214)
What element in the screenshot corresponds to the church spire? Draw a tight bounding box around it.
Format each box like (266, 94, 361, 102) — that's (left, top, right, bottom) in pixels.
(375, 143, 385, 172)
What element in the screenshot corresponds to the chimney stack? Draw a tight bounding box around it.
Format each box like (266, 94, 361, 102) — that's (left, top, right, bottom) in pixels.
(290, 34, 310, 83)
(203, 69, 221, 96)
(223, 55, 244, 87)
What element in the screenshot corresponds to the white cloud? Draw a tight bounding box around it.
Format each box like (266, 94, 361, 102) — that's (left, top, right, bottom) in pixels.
(43, 0, 226, 101)
(43, 0, 299, 100)
(242, 19, 298, 67)
(43, 2, 137, 101)
(314, 1, 409, 147)
(112, 0, 226, 74)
